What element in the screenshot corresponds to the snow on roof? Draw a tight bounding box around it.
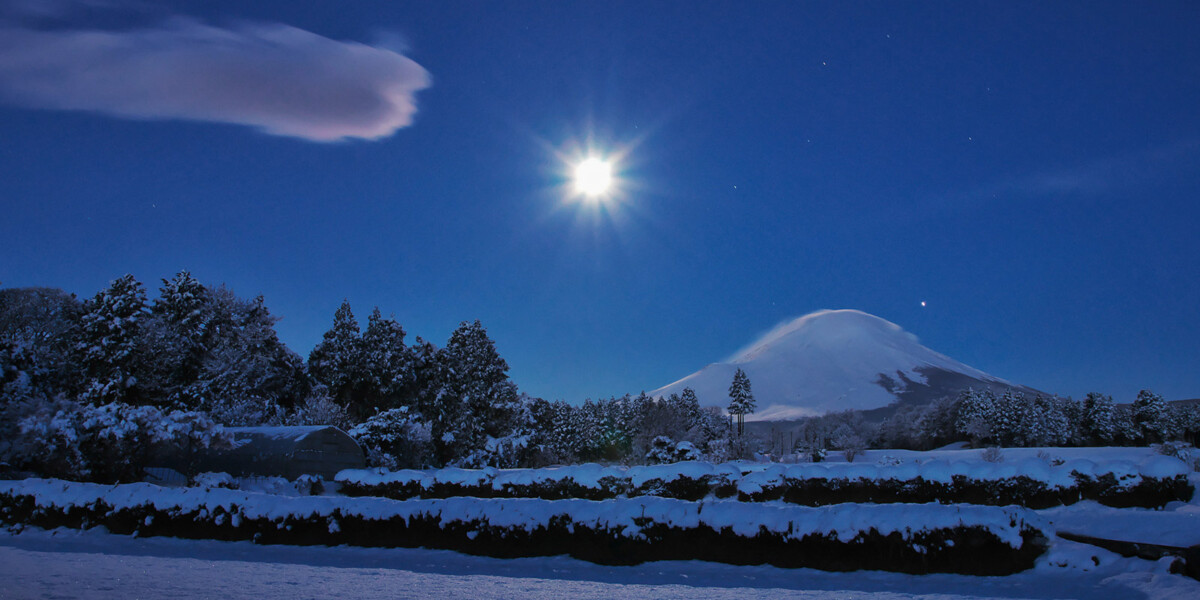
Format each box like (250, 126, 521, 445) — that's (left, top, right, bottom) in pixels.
(226, 426, 332, 443)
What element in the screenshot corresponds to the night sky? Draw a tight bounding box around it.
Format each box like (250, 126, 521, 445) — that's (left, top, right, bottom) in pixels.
(2, 1, 1198, 404)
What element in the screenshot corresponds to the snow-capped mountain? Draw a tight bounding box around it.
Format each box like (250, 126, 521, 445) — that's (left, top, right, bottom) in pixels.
(652, 309, 1040, 421)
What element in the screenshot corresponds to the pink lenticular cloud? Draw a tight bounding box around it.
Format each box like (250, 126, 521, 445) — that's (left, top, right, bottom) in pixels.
(0, 19, 431, 141)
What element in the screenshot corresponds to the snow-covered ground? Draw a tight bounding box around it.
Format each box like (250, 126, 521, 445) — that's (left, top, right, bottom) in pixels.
(1, 525, 1197, 600)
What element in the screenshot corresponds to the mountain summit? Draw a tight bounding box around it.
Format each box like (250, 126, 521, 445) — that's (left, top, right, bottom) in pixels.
(651, 309, 1039, 421)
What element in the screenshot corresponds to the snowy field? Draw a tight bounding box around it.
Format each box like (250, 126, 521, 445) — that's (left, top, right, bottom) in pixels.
(1, 525, 1198, 600)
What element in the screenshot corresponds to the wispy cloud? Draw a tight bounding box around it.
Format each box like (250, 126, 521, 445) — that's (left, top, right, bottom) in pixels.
(0, 17, 431, 141)
(0, 0, 126, 20)
(969, 140, 1199, 202)
(868, 141, 1199, 230)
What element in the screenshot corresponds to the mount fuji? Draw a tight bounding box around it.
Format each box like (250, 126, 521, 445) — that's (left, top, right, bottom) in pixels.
(651, 309, 1042, 421)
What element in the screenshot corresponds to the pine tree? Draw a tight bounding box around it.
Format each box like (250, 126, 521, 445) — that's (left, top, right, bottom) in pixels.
(578, 399, 602, 461)
(360, 307, 414, 416)
(679, 387, 702, 429)
(915, 395, 960, 449)
(1132, 389, 1167, 443)
(149, 271, 210, 408)
(307, 301, 364, 413)
(1169, 403, 1200, 444)
(991, 391, 1026, 446)
(75, 274, 150, 404)
(1112, 404, 1141, 444)
(1080, 392, 1115, 445)
(1020, 395, 1069, 447)
(0, 287, 84, 404)
(727, 368, 755, 437)
(955, 388, 995, 445)
(542, 400, 573, 462)
(154, 271, 208, 338)
(194, 290, 306, 424)
(410, 336, 445, 425)
(434, 320, 519, 465)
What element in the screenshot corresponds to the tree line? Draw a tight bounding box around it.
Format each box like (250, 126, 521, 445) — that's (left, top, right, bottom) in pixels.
(3, 273, 1197, 480)
(0, 273, 744, 475)
(780, 388, 1200, 462)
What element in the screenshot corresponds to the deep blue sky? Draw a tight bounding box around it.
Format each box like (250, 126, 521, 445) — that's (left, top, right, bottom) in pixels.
(2, 1, 1198, 403)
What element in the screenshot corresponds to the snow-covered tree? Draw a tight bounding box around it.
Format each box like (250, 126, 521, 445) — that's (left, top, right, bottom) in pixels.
(75, 275, 150, 405)
(1019, 395, 1070, 447)
(288, 386, 351, 430)
(190, 289, 307, 425)
(564, 397, 630, 462)
(956, 388, 996, 445)
(990, 391, 1027, 446)
(11, 401, 230, 483)
(1080, 392, 1116, 445)
(727, 368, 755, 437)
(307, 301, 365, 413)
(915, 395, 961, 449)
(509, 395, 551, 465)
(1167, 403, 1200, 443)
(544, 399, 582, 463)
(359, 307, 415, 416)
(1111, 404, 1142, 445)
(633, 392, 702, 461)
(348, 407, 432, 469)
(877, 404, 923, 449)
(0, 287, 84, 395)
(153, 271, 208, 339)
(831, 422, 866, 461)
(0, 288, 83, 422)
(795, 418, 829, 462)
(678, 387, 702, 428)
(1133, 389, 1167, 443)
(145, 271, 211, 409)
(696, 405, 731, 458)
(429, 320, 520, 465)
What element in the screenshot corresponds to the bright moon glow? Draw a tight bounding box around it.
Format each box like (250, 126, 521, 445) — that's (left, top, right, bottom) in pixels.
(573, 158, 613, 197)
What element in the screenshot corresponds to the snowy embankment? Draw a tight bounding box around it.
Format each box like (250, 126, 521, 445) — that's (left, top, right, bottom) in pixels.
(0, 478, 1047, 574)
(336, 456, 1194, 509)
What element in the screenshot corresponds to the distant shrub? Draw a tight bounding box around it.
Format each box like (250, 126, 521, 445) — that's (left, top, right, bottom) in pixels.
(1036, 450, 1065, 467)
(981, 447, 1005, 463)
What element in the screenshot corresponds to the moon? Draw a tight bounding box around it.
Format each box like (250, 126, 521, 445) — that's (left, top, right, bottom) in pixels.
(573, 157, 613, 198)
